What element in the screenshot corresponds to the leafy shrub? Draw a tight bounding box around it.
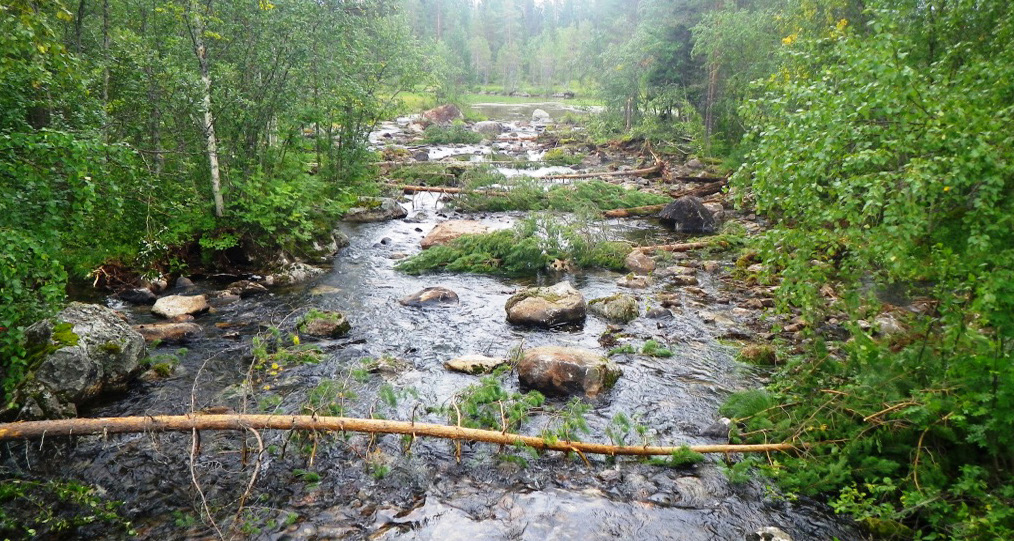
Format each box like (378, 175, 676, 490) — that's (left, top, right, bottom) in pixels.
(422, 122, 483, 144)
(457, 178, 670, 213)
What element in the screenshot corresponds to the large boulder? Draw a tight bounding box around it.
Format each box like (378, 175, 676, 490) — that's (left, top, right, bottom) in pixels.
(17, 302, 146, 418)
(399, 287, 459, 307)
(152, 295, 209, 319)
(588, 293, 638, 324)
(423, 104, 464, 124)
(658, 196, 718, 233)
(518, 346, 621, 397)
(421, 220, 490, 249)
(473, 121, 505, 136)
(134, 322, 203, 343)
(624, 250, 656, 275)
(343, 197, 408, 223)
(117, 287, 157, 305)
(505, 281, 586, 328)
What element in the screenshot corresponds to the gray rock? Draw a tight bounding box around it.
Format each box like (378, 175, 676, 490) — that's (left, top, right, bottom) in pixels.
(617, 275, 652, 289)
(700, 417, 732, 440)
(117, 287, 157, 305)
(532, 109, 552, 123)
(505, 281, 586, 328)
(133, 322, 203, 343)
(875, 313, 905, 336)
(473, 121, 505, 136)
(19, 302, 145, 418)
(413, 151, 430, 162)
(225, 280, 268, 298)
(518, 346, 621, 397)
(658, 196, 718, 233)
(343, 197, 408, 223)
(152, 295, 209, 319)
(588, 293, 638, 324)
(175, 276, 195, 289)
(422, 104, 464, 124)
(399, 287, 459, 307)
(269, 263, 327, 286)
(444, 355, 506, 375)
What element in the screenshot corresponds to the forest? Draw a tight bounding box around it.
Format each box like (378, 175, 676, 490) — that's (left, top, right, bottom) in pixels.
(2, 0, 1013, 539)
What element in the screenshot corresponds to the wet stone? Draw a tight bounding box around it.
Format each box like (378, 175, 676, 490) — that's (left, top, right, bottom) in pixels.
(588, 293, 638, 324)
(624, 250, 656, 275)
(399, 287, 460, 307)
(421, 220, 490, 249)
(518, 346, 621, 398)
(152, 294, 209, 319)
(444, 355, 507, 375)
(505, 281, 586, 328)
(134, 322, 203, 343)
(118, 287, 157, 305)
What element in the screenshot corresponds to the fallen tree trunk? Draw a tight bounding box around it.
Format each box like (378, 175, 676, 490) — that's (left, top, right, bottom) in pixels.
(669, 175, 729, 183)
(383, 183, 468, 194)
(0, 414, 797, 456)
(543, 163, 661, 180)
(635, 241, 714, 254)
(603, 204, 666, 218)
(670, 180, 726, 200)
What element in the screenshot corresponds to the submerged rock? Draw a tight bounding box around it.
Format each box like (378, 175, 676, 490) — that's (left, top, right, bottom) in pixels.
(588, 293, 638, 324)
(505, 281, 586, 328)
(658, 196, 718, 233)
(298, 311, 351, 338)
(343, 197, 408, 223)
(133, 322, 203, 343)
(421, 220, 490, 249)
(399, 287, 460, 307)
(152, 295, 209, 319)
(18, 302, 146, 418)
(617, 274, 652, 289)
(444, 355, 506, 375)
(747, 527, 792, 541)
(518, 346, 621, 397)
(225, 280, 268, 298)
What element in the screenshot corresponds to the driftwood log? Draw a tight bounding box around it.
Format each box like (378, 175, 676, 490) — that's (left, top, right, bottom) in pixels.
(634, 241, 714, 254)
(0, 414, 797, 456)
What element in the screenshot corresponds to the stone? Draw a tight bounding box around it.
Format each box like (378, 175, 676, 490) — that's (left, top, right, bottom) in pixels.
(624, 250, 656, 275)
(298, 311, 351, 338)
(413, 151, 430, 162)
(588, 293, 638, 324)
(343, 197, 408, 223)
(422, 104, 464, 124)
(531, 109, 552, 123)
(399, 287, 460, 307)
(152, 295, 209, 319)
(875, 313, 906, 336)
(133, 322, 203, 343)
(658, 196, 718, 234)
(505, 281, 586, 328)
(444, 355, 507, 375)
(225, 280, 268, 298)
(518, 346, 621, 398)
(686, 158, 705, 170)
(19, 302, 146, 418)
(117, 287, 157, 305)
(701, 417, 732, 439)
(617, 275, 652, 289)
(473, 121, 505, 136)
(309, 285, 342, 296)
(421, 220, 490, 249)
(670, 275, 699, 287)
(175, 276, 195, 289)
(269, 263, 327, 286)
(747, 527, 792, 541)
(703, 261, 721, 273)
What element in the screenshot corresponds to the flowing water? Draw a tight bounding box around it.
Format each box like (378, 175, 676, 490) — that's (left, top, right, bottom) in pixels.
(7, 106, 860, 540)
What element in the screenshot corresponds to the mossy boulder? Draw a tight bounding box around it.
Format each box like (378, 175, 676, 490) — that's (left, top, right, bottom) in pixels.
(298, 310, 351, 338)
(505, 281, 586, 328)
(343, 197, 408, 223)
(738, 344, 778, 365)
(588, 293, 638, 324)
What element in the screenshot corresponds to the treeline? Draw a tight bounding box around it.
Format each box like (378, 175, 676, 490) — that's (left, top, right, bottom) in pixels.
(1, 0, 421, 398)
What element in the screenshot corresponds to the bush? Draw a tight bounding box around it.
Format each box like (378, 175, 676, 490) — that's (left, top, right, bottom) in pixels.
(422, 122, 483, 144)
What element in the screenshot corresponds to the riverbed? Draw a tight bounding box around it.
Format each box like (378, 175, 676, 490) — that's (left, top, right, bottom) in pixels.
(4, 104, 860, 540)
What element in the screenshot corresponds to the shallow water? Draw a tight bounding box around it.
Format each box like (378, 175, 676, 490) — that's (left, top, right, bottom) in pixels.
(5, 107, 861, 540)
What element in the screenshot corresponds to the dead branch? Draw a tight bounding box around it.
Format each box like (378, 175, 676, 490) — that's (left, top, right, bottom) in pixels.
(669, 180, 726, 200)
(0, 414, 798, 456)
(603, 204, 667, 218)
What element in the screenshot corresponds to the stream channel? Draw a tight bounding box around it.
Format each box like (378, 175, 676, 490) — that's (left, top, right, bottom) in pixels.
(16, 103, 860, 540)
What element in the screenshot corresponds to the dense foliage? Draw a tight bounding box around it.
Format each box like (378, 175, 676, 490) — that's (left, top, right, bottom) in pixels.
(722, 1, 1014, 537)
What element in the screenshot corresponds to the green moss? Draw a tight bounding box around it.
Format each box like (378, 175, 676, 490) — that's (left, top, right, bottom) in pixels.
(456, 179, 670, 213)
(738, 344, 778, 365)
(609, 344, 636, 356)
(98, 341, 122, 354)
(642, 340, 674, 358)
(648, 446, 706, 467)
(543, 148, 584, 166)
(422, 122, 482, 144)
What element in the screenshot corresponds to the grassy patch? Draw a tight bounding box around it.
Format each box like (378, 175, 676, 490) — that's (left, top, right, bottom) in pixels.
(395, 215, 630, 276)
(422, 122, 483, 144)
(543, 148, 585, 166)
(455, 177, 670, 213)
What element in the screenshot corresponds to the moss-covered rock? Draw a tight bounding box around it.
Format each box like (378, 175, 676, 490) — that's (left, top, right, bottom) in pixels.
(588, 293, 638, 324)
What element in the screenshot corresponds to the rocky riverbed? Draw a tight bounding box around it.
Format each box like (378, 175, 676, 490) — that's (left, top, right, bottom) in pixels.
(0, 104, 861, 540)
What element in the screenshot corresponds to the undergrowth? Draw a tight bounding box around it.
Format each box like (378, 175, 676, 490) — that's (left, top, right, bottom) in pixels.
(454, 176, 670, 213)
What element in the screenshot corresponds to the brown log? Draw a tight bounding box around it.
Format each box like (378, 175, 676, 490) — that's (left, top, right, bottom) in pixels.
(635, 241, 714, 254)
(670, 175, 729, 183)
(0, 414, 798, 456)
(603, 204, 667, 218)
(383, 183, 468, 194)
(543, 163, 661, 180)
(669, 180, 726, 200)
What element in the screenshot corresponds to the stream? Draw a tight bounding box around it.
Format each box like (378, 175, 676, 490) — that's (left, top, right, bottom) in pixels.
(7, 103, 860, 540)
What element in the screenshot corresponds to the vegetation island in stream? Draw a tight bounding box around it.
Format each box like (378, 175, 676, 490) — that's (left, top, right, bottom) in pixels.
(2, 0, 1013, 539)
